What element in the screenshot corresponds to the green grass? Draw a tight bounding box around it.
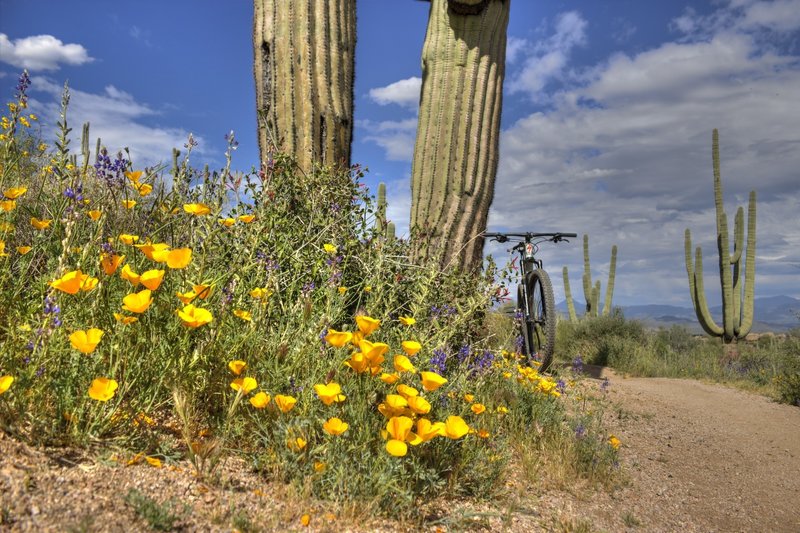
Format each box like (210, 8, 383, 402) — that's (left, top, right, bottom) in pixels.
(0, 73, 621, 521)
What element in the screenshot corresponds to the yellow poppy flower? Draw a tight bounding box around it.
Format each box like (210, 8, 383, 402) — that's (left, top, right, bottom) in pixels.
(122, 289, 153, 314)
(344, 352, 369, 373)
(496, 406, 509, 414)
(230, 377, 257, 394)
(16, 246, 32, 255)
(137, 183, 153, 197)
(233, 309, 252, 321)
(359, 339, 389, 365)
(322, 417, 349, 436)
(189, 284, 212, 299)
(385, 394, 408, 411)
(139, 269, 165, 291)
(113, 313, 138, 325)
(120, 264, 141, 286)
(249, 287, 272, 299)
(401, 340, 422, 356)
(119, 234, 140, 245)
(125, 170, 143, 184)
(407, 395, 431, 415)
(337, 286, 347, 294)
(313, 461, 326, 472)
(69, 328, 104, 354)
(50, 269, 89, 295)
(471, 403, 486, 415)
(3, 186, 27, 199)
(323, 243, 337, 254)
(393, 355, 416, 374)
(145, 456, 162, 468)
(177, 304, 213, 328)
(301, 514, 311, 527)
(314, 382, 346, 406)
(419, 371, 448, 392)
(166, 248, 192, 269)
(396, 384, 419, 399)
(218, 217, 235, 227)
(0, 241, 7, 257)
(287, 437, 307, 452)
(81, 275, 99, 291)
(0, 375, 14, 395)
(135, 242, 170, 261)
(386, 439, 408, 457)
(238, 214, 255, 223)
(250, 391, 271, 408)
(355, 315, 380, 336)
(415, 418, 445, 441)
(444, 416, 470, 439)
(228, 360, 247, 375)
(88, 377, 118, 402)
(122, 200, 137, 209)
(324, 329, 352, 348)
(274, 394, 297, 413)
(398, 316, 416, 326)
(87, 209, 102, 221)
(608, 435, 621, 449)
(175, 290, 197, 304)
(380, 372, 400, 384)
(183, 203, 211, 216)
(463, 393, 475, 403)
(0, 200, 16, 211)
(30, 217, 52, 230)
(100, 253, 125, 276)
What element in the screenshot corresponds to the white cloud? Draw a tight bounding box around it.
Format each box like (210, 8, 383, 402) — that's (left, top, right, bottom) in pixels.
(507, 11, 587, 99)
(739, 0, 800, 31)
(0, 34, 93, 71)
(368, 77, 422, 109)
(506, 36, 528, 64)
(30, 77, 206, 168)
(359, 118, 417, 162)
(490, 6, 800, 305)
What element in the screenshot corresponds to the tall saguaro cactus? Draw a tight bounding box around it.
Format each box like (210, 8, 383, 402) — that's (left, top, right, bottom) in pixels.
(685, 129, 756, 343)
(410, 0, 510, 271)
(253, 0, 356, 172)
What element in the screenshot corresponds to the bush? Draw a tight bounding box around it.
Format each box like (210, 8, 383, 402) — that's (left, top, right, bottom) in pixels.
(0, 74, 618, 517)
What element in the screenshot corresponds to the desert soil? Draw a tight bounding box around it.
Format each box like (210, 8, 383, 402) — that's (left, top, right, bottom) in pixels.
(1, 367, 799, 532)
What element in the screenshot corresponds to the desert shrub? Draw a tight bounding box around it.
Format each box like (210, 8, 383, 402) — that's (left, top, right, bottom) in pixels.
(0, 74, 618, 517)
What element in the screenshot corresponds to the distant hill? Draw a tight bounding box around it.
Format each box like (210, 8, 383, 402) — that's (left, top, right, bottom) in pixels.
(556, 296, 800, 333)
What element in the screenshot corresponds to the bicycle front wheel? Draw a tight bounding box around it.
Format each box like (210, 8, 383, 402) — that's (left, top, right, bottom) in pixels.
(517, 282, 533, 357)
(526, 269, 556, 371)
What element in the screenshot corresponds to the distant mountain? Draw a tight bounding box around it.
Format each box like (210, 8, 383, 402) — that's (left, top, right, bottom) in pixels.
(556, 296, 800, 333)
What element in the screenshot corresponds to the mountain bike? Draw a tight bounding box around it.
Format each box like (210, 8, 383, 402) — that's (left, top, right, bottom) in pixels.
(485, 231, 577, 371)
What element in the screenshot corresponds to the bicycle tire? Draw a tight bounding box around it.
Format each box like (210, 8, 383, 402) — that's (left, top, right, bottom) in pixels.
(526, 269, 557, 371)
(517, 282, 534, 357)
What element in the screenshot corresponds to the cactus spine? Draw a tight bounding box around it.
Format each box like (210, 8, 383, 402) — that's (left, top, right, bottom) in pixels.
(410, 0, 510, 271)
(684, 129, 756, 343)
(562, 266, 578, 322)
(253, 0, 356, 172)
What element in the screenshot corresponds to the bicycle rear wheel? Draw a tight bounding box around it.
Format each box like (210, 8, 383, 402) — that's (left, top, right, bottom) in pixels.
(526, 269, 556, 371)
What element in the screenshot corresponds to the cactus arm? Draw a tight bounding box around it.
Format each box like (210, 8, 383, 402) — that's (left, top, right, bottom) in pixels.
(731, 206, 744, 327)
(386, 222, 396, 241)
(602, 245, 617, 316)
(376, 182, 387, 235)
(737, 191, 757, 337)
(582, 234, 592, 312)
(592, 280, 601, 317)
(692, 246, 725, 336)
(718, 211, 735, 341)
(685, 229, 698, 310)
(563, 267, 577, 322)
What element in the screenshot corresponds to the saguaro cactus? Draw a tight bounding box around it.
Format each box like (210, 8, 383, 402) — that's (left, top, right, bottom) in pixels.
(410, 0, 510, 271)
(578, 235, 617, 317)
(376, 182, 387, 235)
(684, 129, 756, 343)
(562, 266, 578, 322)
(253, 0, 356, 172)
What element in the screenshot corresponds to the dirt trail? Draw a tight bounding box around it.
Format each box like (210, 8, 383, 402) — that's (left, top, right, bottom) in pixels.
(575, 367, 800, 532)
(1, 369, 799, 532)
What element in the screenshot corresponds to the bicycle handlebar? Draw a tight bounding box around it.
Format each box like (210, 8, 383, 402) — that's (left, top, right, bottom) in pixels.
(484, 231, 577, 243)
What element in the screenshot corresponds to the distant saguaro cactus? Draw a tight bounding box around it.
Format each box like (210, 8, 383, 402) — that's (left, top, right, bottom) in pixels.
(376, 182, 387, 235)
(684, 129, 756, 343)
(578, 235, 617, 317)
(410, 0, 510, 271)
(562, 266, 578, 322)
(253, 0, 356, 172)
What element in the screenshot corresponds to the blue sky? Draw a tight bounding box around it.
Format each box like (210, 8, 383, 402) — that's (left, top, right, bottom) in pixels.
(1, 0, 798, 307)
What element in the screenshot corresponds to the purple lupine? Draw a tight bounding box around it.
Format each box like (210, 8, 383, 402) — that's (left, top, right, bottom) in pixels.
(430, 348, 448, 375)
(572, 356, 584, 374)
(600, 377, 610, 393)
(15, 70, 31, 104)
(574, 424, 586, 439)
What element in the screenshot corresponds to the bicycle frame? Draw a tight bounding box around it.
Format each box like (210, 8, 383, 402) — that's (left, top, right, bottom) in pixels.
(485, 232, 576, 369)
